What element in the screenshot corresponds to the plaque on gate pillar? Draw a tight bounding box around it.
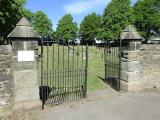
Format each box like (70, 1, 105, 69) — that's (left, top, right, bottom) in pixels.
(18, 51, 35, 62)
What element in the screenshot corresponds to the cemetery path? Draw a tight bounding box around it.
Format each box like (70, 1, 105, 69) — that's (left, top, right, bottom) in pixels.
(26, 88, 160, 120)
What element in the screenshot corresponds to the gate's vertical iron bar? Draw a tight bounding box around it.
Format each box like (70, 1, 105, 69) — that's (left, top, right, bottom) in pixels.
(76, 68, 78, 99)
(79, 69, 81, 98)
(80, 48, 82, 98)
(108, 42, 109, 82)
(82, 46, 84, 69)
(46, 42, 49, 103)
(105, 42, 106, 81)
(109, 41, 111, 84)
(77, 45, 79, 99)
(117, 41, 119, 86)
(68, 43, 70, 101)
(111, 41, 113, 85)
(62, 41, 65, 102)
(84, 44, 88, 98)
(105, 41, 109, 80)
(109, 41, 111, 83)
(107, 42, 108, 82)
(116, 41, 118, 85)
(44, 70, 46, 103)
(41, 39, 44, 109)
(64, 68, 66, 102)
(114, 41, 117, 89)
(106, 42, 108, 81)
(75, 68, 77, 100)
(69, 67, 72, 100)
(118, 39, 121, 92)
(75, 53, 77, 100)
(106, 42, 108, 82)
(72, 45, 75, 100)
(58, 43, 60, 103)
(79, 69, 83, 98)
(115, 41, 117, 79)
(106, 42, 108, 83)
(74, 67, 76, 99)
(49, 69, 52, 103)
(79, 49, 81, 98)
(115, 41, 116, 77)
(109, 42, 110, 81)
(52, 43, 55, 101)
(81, 46, 84, 98)
(55, 69, 57, 103)
(104, 42, 107, 80)
(60, 69, 62, 103)
(104, 43, 106, 80)
(113, 41, 115, 86)
(113, 41, 115, 88)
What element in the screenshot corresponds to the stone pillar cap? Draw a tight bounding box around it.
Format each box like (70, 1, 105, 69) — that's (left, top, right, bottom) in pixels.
(120, 25, 143, 41)
(7, 17, 41, 39)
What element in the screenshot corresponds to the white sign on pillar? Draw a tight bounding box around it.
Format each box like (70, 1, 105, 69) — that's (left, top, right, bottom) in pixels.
(18, 51, 34, 62)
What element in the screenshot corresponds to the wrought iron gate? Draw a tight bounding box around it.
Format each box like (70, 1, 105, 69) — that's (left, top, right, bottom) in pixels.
(39, 40, 88, 107)
(104, 40, 121, 91)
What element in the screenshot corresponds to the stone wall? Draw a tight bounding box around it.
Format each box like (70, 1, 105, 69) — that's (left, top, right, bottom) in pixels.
(0, 45, 13, 119)
(139, 44, 160, 89)
(120, 43, 160, 92)
(120, 41, 142, 91)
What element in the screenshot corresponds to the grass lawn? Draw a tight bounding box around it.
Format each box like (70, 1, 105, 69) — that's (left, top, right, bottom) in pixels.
(38, 44, 108, 92)
(87, 46, 108, 91)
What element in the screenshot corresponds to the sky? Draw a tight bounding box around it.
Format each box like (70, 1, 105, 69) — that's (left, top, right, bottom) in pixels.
(25, 0, 137, 30)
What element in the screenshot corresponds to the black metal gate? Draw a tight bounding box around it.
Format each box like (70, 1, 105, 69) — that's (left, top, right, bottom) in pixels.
(104, 40, 121, 91)
(39, 40, 88, 107)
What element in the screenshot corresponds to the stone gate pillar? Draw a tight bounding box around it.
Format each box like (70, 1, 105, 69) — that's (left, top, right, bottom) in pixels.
(120, 25, 143, 92)
(7, 17, 42, 112)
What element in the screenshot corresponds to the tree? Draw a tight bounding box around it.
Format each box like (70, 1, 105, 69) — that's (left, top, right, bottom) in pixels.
(56, 14, 78, 42)
(0, 0, 26, 44)
(101, 0, 133, 40)
(34, 11, 53, 38)
(79, 13, 101, 44)
(133, 0, 160, 39)
(23, 9, 34, 24)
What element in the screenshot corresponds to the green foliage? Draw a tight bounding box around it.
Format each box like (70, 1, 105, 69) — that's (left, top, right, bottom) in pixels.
(52, 31, 57, 40)
(56, 14, 78, 41)
(23, 9, 34, 24)
(101, 0, 133, 40)
(34, 11, 53, 38)
(133, 0, 160, 38)
(80, 13, 101, 43)
(0, 0, 26, 44)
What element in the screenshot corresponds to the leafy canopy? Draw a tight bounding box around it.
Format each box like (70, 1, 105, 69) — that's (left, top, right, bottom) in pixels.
(0, 0, 26, 43)
(34, 11, 53, 38)
(80, 13, 101, 43)
(23, 9, 34, 24)
(56, 14, 78, 41)
(133, 0, 160, 38)
(101, 0, 133, 40)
